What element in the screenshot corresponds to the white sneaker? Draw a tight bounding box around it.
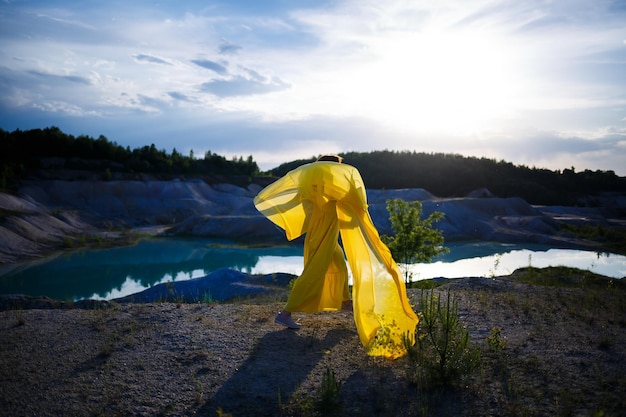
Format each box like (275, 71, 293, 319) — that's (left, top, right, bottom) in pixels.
(274, 312, 301, 329)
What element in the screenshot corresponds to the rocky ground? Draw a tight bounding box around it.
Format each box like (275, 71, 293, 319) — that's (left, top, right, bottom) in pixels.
(1, 268, 625, 417)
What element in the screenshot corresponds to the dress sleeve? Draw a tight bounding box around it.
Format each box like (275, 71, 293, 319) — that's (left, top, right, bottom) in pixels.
(253, 170, 310, 241)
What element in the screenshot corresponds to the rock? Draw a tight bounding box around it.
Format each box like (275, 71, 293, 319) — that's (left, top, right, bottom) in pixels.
(0, 194, 97, 263)
(168, 214, 287, 242)
(113, 268, 296, 303)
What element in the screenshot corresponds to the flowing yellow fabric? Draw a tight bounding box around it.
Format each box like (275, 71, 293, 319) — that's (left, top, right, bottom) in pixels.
(254, 161, 418, 359)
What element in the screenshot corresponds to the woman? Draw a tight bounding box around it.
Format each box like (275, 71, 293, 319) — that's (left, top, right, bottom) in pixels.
(253, 155, 417, 358)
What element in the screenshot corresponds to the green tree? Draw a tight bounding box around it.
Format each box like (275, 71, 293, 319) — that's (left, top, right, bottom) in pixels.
(382, 199, 449, 284)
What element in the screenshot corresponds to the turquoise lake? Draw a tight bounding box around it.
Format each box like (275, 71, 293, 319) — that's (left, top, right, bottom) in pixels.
(0, 238, 624, 301)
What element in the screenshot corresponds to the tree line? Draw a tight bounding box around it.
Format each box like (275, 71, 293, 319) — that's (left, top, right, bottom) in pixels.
(2, 127, 624, 206)
(0, 126, 259, 187)
(269, 150, 625, 205)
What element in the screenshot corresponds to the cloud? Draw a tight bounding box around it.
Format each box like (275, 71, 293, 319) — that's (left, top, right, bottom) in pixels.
(27, 70, 92, 85)
(441, 128, 626, 174)
(200, 70, 290, 97)
(191, 59, 228, 75)
(31, 100, 98, 117)
(136, 94, 166, 110)
(133, 54, 172, 65)
(35, 12, 96, 31)
(218, 40, 243, 55)
(167, 91, 193, 102)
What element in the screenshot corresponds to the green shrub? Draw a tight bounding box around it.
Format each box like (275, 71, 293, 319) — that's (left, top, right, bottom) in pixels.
(404, 289, 480, 387)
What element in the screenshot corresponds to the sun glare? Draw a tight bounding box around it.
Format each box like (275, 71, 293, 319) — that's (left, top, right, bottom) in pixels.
(228, 21, 527, 140)
(342, 30, 522, 135)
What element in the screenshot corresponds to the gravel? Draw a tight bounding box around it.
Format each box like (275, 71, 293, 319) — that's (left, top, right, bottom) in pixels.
(1, 273, 625, 417)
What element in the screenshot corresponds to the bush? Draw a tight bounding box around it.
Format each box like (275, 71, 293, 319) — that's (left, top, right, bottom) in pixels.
(404, 289, 480, 387)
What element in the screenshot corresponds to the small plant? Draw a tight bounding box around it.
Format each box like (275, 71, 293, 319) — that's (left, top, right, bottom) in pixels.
(486, 326, 506, 352)
(404, 289, 480, 387)
(316, 367, 342, 416)
(306, 324, 320, 349)
(201, 291, 214, 304)
(193, 378, 204, 405)
(489, 254, 502, 278)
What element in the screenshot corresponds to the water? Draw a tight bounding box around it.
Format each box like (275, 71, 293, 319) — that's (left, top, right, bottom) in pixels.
(0, 238, 624, 301)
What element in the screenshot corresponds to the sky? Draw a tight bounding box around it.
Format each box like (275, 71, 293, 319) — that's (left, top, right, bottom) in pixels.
(1, 0, 625, 174)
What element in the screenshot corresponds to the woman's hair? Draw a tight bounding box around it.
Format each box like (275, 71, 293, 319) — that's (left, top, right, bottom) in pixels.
(316, 154, 343, 163)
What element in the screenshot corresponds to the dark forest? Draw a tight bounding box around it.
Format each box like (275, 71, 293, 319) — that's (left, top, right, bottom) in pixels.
(2, 126, 624, 206)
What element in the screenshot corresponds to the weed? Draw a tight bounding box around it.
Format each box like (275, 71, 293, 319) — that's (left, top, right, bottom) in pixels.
(404, 289, 481, 388)
(486, 326, 506, 353)
(201, 291, 214, 304)
(193, 377, 204, 405)
(316, 367, 342, 416)
(306, 324, 319, 348)
(489, 253, 501, 278)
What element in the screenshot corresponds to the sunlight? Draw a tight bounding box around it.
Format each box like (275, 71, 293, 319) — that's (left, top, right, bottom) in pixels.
(244, 23, 526, 138)
(347, 30, 522, 135)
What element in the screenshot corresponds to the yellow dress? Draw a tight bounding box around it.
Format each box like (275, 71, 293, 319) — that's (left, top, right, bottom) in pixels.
(254, 161, 418, 359)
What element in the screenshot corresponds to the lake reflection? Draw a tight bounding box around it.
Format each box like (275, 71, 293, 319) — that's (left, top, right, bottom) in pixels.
(0, 238, 303, 301)
(0, 238, 624, 301)
(410, 242, 626, 280)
